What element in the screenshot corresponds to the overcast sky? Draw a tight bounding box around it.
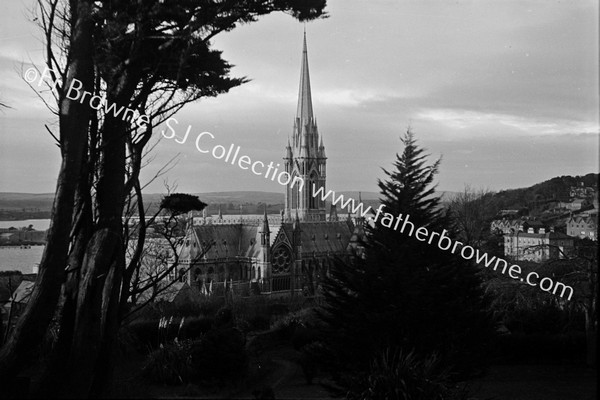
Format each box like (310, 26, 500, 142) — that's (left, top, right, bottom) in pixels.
(1, 0, 598, 195)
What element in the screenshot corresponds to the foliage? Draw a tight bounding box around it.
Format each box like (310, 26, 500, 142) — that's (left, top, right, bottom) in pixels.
(493, 332, 587, 364)
(342, 348, 470, 400)
(448, 186, 498, 248)
(319, 130, 495, 384)
(190, 327, 247, 383)
(160, 194, 207, 215)
(485, 173, 598, 212)
(142, 339, 194, 385)
(0, 0, 329, 395)
(246, 314, 271, 332)
(127, 316, 213, 351)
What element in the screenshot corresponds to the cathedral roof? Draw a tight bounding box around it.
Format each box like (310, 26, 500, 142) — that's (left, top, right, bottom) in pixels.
(271, 220, 355, 255)
(179, 224, 261, 261)
(300, 221, 354, 254)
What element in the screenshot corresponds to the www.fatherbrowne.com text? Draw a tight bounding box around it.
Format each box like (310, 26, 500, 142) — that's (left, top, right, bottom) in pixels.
(162, 118, 574, 301)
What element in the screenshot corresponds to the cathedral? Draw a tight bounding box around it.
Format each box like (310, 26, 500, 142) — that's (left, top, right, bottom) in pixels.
(177, 33, 364, 295)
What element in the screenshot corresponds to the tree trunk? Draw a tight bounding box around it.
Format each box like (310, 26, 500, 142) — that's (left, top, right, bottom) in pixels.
(0, 0, 94, 382)
(585, 305, 597, 367)
(35, 159, 94, 397)
(64, 106, 129, 397)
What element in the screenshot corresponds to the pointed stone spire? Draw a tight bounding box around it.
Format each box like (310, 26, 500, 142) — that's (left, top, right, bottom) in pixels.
(260, 206, 270, 233)
(285, 137, 293, 160)
(319, 136, 326, 158)
(329, 203, 338, 222)
(297, 30, 314, 126)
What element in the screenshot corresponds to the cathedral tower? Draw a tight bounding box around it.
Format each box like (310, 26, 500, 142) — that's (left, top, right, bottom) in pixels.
(284, 32, 327, 222)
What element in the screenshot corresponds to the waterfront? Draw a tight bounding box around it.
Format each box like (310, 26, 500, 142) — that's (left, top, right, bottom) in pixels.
(0, 219, 51, 231)
(0, 245, 44, 273)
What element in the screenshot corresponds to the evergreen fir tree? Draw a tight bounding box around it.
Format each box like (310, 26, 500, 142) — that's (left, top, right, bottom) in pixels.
(319, 129, 494, 382)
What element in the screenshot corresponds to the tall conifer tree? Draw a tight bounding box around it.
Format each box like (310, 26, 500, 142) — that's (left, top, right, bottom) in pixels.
(320, 129, 494, 379)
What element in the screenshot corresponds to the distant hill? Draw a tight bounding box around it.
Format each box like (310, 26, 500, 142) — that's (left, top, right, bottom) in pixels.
(3, 177, 592, 220)
(488, 173, 598, 213)
(0, 189, 456, 218)
(0, 193, 55, 210)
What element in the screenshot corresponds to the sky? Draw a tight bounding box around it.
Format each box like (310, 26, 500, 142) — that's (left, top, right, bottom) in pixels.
(0, 0, 598, 195)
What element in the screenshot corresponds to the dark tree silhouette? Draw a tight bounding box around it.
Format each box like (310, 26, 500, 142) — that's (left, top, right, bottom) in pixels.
(319, 129, 494, 394)
(0, 0, 327, 397)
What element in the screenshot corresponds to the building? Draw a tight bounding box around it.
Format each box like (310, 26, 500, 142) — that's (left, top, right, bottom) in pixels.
(566, 215, 598, 241)
(490, 218, 547, 235)
(569, 183, 595, 199)
(177, 33, 364, 296)
(490, 218, 522, 235)
(558, 199, 592, 211)
(504, 227, 575, 262)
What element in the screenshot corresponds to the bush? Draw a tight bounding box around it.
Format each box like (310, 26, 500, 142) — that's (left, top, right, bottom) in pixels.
(291, 325, 319, 350)
(343, 348, 470, 400)
(502, 303, 585, 335)
(190, 327, 248, 383)
(246, 314, 271, 332)
(128, 316, 214, 351)
(142, 340, 194, 385)
(493, 332, 587, 364)
(180, 316, 214, 340)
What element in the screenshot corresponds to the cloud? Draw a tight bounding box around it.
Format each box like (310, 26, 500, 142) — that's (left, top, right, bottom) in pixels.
(416, 108, 600, 136)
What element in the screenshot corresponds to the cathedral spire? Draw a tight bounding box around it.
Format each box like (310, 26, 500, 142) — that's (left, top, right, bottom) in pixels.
(296, 30, 314, 127)
(284, 32, 327, 222)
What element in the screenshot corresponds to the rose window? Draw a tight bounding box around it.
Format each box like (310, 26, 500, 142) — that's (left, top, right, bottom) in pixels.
(273, 247, 291, 274)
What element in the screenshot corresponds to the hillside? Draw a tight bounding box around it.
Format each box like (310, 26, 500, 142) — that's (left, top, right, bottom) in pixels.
(488, 173, 598, 214)
(2, 176, 591, 221)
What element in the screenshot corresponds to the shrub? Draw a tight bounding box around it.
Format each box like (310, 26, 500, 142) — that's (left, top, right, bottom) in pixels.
(291, 325, 320, 350)
(190, 327, 248, 383)
(247, 314, 270, 332)
(343, 348, 470, 400)
(180, 316, 214, 340)
(142, 340, 194, 385)
(128, 316, 214, 351)
(493, 332, 586, 364)
(215, 306, 233, 327)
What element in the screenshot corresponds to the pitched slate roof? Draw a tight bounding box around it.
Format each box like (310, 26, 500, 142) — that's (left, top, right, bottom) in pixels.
(179, 223, 262, 261)
(298, 221, 354, 254)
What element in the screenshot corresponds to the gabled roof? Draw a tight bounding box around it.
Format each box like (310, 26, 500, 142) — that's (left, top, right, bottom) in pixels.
(180, 224, 262, 261)
(567, 215, 598, 226)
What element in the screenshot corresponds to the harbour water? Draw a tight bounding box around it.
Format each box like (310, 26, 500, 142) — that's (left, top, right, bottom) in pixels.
(0, 219, 49, 273)
(0, 245, 44, 274)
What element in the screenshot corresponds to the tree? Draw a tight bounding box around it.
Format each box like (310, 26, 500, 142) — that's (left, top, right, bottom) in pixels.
(0, 0, 327, 397)
(488, 239, 597, 366)
(448, 185, 497, 249)
(319, 130, 494, 393)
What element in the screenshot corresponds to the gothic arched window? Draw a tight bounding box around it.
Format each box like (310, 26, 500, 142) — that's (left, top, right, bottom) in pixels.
(272, 246, 292, 275)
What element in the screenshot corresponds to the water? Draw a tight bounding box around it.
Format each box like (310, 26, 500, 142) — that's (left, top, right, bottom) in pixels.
(0, 219, 48, 273)
(0, 219, 51, 231)
(0, 245, 44, 274)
